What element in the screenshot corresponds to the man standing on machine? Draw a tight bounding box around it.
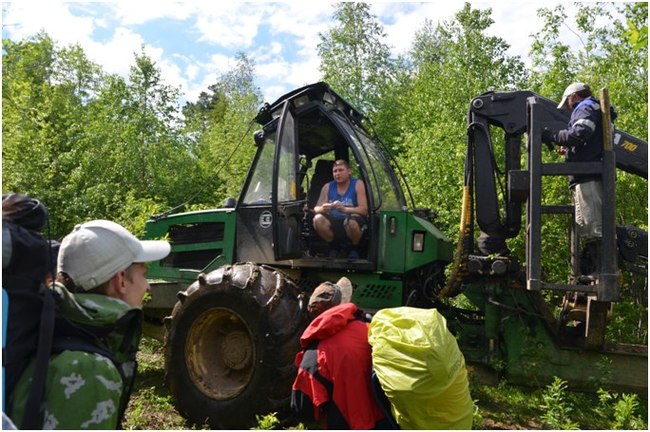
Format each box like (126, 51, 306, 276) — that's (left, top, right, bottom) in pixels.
(542, 82, 617, 281)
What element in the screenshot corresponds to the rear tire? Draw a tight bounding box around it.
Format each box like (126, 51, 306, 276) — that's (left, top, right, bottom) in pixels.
(164, 263, 309, 429)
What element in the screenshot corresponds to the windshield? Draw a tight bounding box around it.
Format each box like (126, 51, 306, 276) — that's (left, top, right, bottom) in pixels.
(332, 113, 406, 212)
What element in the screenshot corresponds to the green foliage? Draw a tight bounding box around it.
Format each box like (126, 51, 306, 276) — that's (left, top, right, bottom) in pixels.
(472, 379, 647, 430)
(3, 6, 647, 430)
(317, 2, 398, 121)
(471, 398, 484, 428)
(539, 377, 579, 429)
(125, 386, 182, 430)
(607, 299, 648, 345)
(2, 34, 260, 238)
(190, 53, 262, 207)
(2, 34, 199, 238)
(596, 388, 647, 430)
(3, 33, 101, 237)
(252, 412, 280, 430)
(626, 15, 648, 51)
(470, 380, 545, 429)
(2, 3, 646, 349)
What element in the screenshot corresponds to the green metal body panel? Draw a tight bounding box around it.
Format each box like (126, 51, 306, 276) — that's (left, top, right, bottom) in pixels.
(294, 270, 405, 311)
(144, 209, 236, 282)
(377, 211, 453, 273)
(143, 208, 453, 315)
(452, 281, 648, 394)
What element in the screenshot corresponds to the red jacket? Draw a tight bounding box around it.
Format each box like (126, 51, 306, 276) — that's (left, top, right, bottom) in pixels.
(291, 303, 385, 429)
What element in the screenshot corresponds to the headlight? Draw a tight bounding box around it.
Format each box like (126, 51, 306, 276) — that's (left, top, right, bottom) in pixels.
(412, 232, 425, 252)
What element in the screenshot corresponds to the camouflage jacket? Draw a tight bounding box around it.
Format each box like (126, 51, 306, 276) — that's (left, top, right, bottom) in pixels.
(9, 283, 142, 429)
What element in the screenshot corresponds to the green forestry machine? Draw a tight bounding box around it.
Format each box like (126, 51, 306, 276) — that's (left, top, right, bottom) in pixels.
(141, 82, 648, 429)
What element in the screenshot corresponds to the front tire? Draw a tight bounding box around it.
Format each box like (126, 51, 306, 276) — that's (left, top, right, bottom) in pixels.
(165, 263, 309, 429)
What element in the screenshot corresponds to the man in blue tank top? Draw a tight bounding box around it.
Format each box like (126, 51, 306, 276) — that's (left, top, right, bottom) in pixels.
(313, 160, 368, 259)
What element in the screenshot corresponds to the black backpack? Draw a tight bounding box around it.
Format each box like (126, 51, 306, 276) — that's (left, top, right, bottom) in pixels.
(2, 194, 138, 429)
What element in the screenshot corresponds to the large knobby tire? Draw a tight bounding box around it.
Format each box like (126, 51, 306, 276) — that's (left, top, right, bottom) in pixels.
(164, 263, 309, 429)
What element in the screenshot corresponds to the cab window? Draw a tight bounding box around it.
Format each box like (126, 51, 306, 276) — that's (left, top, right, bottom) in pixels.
(241, 132, 275, 205)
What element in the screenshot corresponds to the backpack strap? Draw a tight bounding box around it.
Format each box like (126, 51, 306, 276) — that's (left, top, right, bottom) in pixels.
(21, 286, 55, 430)
(297, 342, 349, 429)
(113, 310, 141, 428)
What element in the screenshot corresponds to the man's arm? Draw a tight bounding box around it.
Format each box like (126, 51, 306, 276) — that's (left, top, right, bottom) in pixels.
(44, 352, 124, 429)
(10, 351, 124, 429)
(353, 180, 369, 216)
(544, 103, 598, 148)
(314, 184, 332, 214)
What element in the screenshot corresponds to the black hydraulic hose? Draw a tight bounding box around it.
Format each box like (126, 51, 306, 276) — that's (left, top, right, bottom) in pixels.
(487, 295, 546, 320)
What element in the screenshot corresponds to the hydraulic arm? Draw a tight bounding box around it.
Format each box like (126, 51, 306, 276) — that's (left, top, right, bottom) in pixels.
(468, 90, 646, 252)
(441, 90, 647, 394)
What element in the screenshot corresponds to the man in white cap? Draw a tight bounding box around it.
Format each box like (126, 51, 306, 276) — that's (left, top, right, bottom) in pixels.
(541, 82, 617, 280)
(291, 277, 389, 429)
(56, 220, 171, 307)
(8, 220, 170, 429)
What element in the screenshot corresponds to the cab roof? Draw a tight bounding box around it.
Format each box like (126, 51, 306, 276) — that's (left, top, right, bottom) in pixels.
(255, 82, 365, 126)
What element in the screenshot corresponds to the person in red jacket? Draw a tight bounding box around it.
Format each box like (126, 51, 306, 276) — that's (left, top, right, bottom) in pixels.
(290, 277, 388, 429)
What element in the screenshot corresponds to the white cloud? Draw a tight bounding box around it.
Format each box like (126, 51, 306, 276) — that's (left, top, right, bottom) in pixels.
(193, 4, 265, 49)
(374, 2, 460, 57)
(251, 2, 332, 100)
(207, 52, 238, 75)
(2, 2, 96, 45)
(263, 84, 291, 103)
(109, 0, 194, 24)
(158, 57, 187, 94)
(186, 63, 200, 81)
(255, 57, 291, 83)
(262, 2, 332, 39)
(254, 50, 322, 91)
(82, 27, 149, 77)
(267, 41, 284, 57)
(480, 1, 548, 61)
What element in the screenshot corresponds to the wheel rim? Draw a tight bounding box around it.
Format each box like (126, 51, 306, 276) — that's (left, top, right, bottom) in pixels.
(185, 307, 255, 400)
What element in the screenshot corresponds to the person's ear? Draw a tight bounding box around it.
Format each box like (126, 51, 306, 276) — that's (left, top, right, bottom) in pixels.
(107, 269, 128, 296)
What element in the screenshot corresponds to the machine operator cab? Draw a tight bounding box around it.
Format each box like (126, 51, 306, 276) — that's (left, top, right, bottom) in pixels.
(235, 82, 407, 270)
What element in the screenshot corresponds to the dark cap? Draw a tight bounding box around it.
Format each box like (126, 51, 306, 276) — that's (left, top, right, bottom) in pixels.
(308, 277, 353, 317)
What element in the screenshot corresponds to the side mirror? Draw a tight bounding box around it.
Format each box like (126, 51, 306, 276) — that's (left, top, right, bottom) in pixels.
(254, 130, 265, 147)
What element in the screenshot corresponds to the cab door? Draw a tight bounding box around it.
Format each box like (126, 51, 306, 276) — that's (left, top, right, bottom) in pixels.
(272, 101, 304, 260)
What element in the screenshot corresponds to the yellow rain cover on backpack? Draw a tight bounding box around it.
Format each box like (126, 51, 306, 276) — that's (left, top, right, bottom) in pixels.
(368, 307, 473, 429)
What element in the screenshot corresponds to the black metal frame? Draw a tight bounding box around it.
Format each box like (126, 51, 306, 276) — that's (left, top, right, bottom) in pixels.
(466, 90, 631, 303)
(526, 95, 618, 302)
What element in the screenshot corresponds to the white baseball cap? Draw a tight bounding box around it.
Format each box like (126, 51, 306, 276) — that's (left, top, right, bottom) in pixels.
(58, 219, 170, 291)
(557, 82, 590, 109)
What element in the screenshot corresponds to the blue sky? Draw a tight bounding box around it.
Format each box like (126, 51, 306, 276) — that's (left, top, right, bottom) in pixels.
(2, 1, 594, 104)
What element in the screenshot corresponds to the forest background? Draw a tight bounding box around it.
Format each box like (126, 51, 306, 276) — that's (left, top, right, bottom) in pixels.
(2, 0, 648, 368)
